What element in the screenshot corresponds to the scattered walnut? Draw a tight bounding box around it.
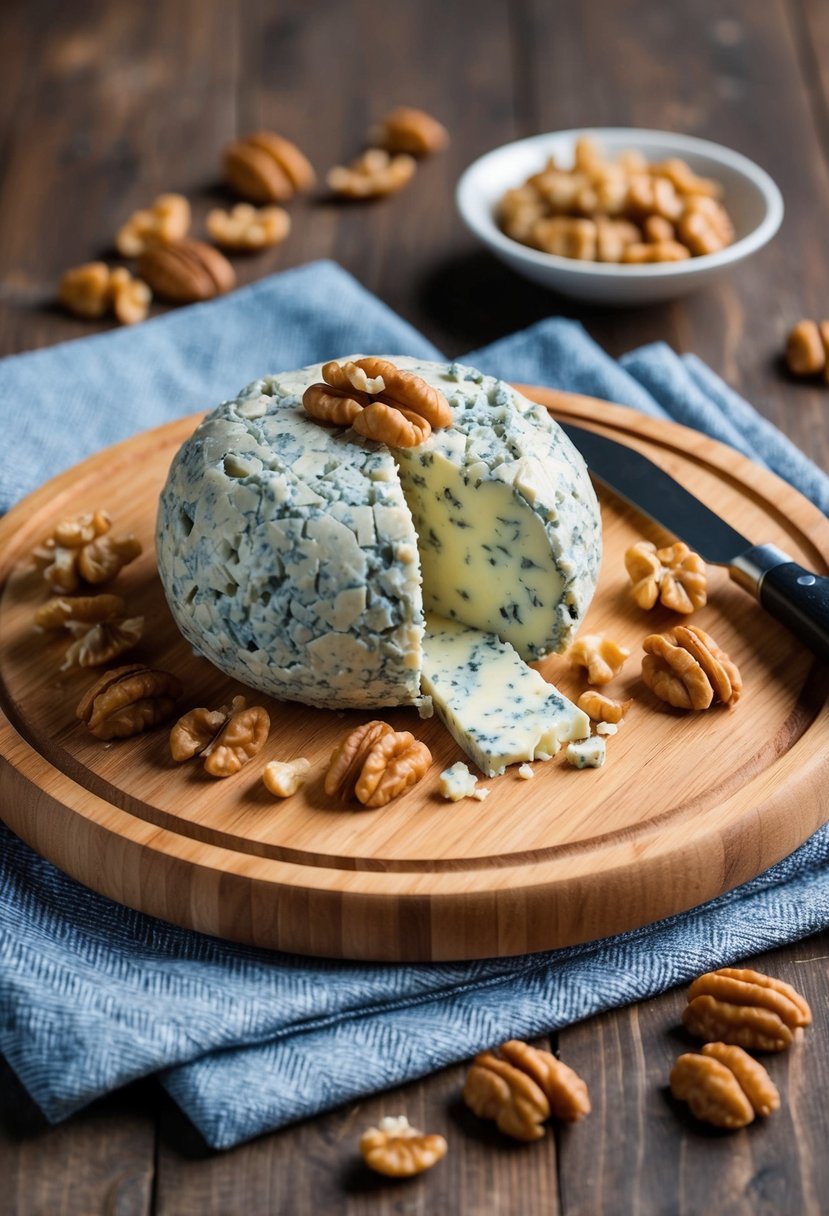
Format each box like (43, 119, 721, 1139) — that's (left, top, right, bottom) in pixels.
(58, 262, 112, 319)
(138, 239, 235, 303)
(224, 131, 316, 203)
(785, 319, 828, 377)
(327, 149, 416, 199)
(359, 1115, 448, 1178)
(625, 540, 707, 614)
(370, 107, 449, 157)
(354, 729, 432, 808)
(325, 720, 394, 800)
(77, 664, 182, 740)
(77, 533, 143, 585)
(325, 720, 430, 807)
(577, 689, 632, 724)
(567, 633, 630, 685)
(115, 193, 191, 257)
(262, 757, 312, 798)
(203, 704, 271, 778)
(683, 967, 811, 1052)
(169, 699, 243, 762)
(34, 593, 126, 630)
(642, 625, 741, 711)
(670, 1045, 778, 1130)
(463, 1040, 590, 1141)
(206, 203, 291, 251)
(62, 616, 144, 670)
(109, 268, 152, 326)
(34, 511, 140, 592)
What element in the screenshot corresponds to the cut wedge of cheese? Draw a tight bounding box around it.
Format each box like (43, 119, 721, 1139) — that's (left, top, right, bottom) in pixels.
(157, 357, 602, 768)
(422, 615, 590, 776)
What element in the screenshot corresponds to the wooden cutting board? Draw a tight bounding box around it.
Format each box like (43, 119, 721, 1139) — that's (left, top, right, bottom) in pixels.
(1, 390, 827, 962)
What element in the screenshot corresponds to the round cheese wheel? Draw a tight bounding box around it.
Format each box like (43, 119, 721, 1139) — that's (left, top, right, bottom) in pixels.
(156, 357, 601, 709)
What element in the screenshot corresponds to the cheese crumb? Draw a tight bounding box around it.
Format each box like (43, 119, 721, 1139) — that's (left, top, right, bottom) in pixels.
(566, 737, 606, 769)
(517, 763, 534, 779)
(595, 721, 618, 736)
(439, 761, 488, 802)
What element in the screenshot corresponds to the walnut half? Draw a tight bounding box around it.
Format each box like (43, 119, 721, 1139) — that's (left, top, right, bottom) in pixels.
(682, 966, 811, 1052)
(325, 720, 431, 807)
(670, 1044, 779, 1130)
(642, 625, 741, 711)
(463, 1040, 590, 1141)
(77, 664, 182, 741)
(170, 696, 270, 778)
(359, 1115, 447, 1178)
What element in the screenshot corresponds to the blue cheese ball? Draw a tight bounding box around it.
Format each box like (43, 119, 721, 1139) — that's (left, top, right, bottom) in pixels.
(156, 357, 601, 710)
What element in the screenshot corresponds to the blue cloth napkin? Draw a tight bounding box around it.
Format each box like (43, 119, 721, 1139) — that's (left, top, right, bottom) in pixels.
(1, 260, 827, 1150)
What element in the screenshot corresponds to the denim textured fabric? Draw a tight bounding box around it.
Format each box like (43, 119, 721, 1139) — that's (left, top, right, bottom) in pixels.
(1, 260, 827, 1148)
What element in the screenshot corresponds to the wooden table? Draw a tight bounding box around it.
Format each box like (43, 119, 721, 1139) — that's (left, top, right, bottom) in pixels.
(1, 1, 828, 1212)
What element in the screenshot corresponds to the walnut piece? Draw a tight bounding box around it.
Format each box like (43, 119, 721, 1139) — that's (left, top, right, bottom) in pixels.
(303, 356, 451, 447)
(577, 689, 632, 724)
(34, 511, 140, 592)
(325, 720, 394, 800)
(352, 402, 431, 448)
(785, 320, 827, 377)
(621, 241, 690, 264)
(324, 720, 430, 807)
(567, 633, 630, 685)
(109, 268, 152, 326)
(138, 239, 235, 304)
(34, 593, 127, 630)
(77, 664, 182, 741)
(642, 625, 741, 711)
(359, 1115, 447, 1178)
(262, 757, 312, 798)
(370, 107, 449, 157)
(206, 203, 291, 251)
(682, 967, 811, 1052)
(203, 704, 271, 777)
(58, 263, 112, 319)
(670, 1046, 778, 1130)
(327, 149, 416, 199)
(224, 131, 316, 203)
(62, 616, 144, 670)
(115, 193, 190, 257)
(677, 196, 735, 256)
(169, 702, 241, 762)
(463, 1040, 590, 1141)
(625, 540, 707, 614)
(354, 730, 432, 808)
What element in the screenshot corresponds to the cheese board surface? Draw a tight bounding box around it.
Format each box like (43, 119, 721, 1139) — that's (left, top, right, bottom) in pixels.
(0, 389, 827, 962)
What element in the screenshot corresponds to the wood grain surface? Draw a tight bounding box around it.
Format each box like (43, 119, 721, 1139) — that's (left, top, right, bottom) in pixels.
(1, 0, 829, 1211)
(3, 392, 826, 961)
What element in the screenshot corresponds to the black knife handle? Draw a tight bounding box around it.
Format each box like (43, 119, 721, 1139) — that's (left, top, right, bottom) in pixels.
(759, 561, 829, 664)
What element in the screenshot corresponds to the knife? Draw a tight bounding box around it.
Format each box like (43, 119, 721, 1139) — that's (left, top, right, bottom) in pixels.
(560, 421, 829, 664)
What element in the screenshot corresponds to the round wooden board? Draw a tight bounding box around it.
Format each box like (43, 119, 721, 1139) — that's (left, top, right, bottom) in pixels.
(1, 390, 828, 962)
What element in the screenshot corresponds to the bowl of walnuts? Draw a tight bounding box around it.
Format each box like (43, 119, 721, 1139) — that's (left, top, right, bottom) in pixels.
(456, 128, 783, 305)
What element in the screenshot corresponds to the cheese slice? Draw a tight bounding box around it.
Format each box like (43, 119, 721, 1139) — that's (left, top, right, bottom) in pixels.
(422, 615, 590, 776)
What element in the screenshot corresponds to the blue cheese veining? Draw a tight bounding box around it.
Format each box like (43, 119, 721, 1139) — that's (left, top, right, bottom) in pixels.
(156, 356, 601, 724)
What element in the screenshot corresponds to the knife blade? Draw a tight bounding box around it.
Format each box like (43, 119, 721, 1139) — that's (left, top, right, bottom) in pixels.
(560, 420, 829, 664)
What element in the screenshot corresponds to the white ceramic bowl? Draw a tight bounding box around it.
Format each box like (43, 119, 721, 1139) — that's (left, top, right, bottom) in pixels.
(456, 128, 784, 305)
